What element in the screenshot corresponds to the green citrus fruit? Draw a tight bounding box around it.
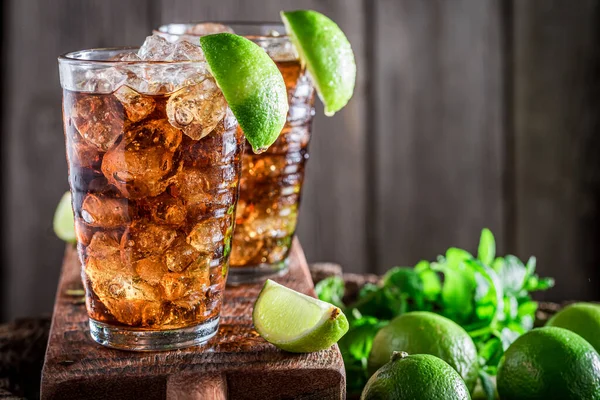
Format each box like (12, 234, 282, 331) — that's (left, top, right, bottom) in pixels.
(252, 279, 349, 353)
(497, 326, 600, 400)
(53, 191, 76, 243)
(281, 10, 356, 116)
(368, 311, 479, 393)
(546, 302, 600, 353)
(199, 33, 288, 153)
(361, 352, 471, 400)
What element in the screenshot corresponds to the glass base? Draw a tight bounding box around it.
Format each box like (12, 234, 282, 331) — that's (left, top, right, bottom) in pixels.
(89, 317, 219, 351)
(227, 259, 289, 286)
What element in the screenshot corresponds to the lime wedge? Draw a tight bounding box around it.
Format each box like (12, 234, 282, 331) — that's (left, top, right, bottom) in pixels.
(281, 10, 356, 116)
(53, 191, 76, 243)
(252, 279, 349, 353)
(199, 33, 288, 153)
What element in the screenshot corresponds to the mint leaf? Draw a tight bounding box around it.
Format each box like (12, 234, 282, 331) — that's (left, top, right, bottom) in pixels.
(383, 267, 425, 308)
(338, 314, 388, 397)
(517, 301, 538, 318)
(477, 370, 497, 400)
(445, 247, 473, 269)
(315, 276, 345, 309)
(466, 259, 504, 326)
(434, 260, 476, 323)
(418, 269, 442, 301)
(495, 255, 527, 294)
(478, 228, 496, 266)
(478, 337, 503, 368)
(330, 228, 555, 397)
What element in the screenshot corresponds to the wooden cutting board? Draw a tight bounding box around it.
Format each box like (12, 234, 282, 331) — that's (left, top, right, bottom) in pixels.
(41, 238, 345, 400)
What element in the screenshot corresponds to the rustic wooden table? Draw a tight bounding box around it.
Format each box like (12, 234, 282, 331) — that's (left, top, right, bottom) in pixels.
(40, 238, 345, 400)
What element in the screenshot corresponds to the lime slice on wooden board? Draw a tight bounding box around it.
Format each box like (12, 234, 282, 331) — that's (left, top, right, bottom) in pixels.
(253, 279, 349, 353)
(281, 10, 356, 116)
(53, 191, 76, 243)
(200, 33, 288, 153)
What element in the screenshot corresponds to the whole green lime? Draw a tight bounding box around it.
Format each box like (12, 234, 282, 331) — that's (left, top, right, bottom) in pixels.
(546, 302, 600, 352)
(497, 327, 600, 400)
(368, 311, 478, 392)
(361, 352, 471, 400)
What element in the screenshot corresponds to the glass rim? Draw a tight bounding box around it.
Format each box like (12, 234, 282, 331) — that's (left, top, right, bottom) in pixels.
(155, 21, 289, 40)
(58, 46, 204, 66)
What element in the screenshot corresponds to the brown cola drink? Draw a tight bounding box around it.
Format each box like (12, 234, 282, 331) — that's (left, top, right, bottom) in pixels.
(156, 23, 316, 284)
(59, 40, 243, 350)
(229, 57, 314, 282)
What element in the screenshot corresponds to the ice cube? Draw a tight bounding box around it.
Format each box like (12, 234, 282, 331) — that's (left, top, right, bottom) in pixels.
(160, 273, 189, 301)
(187, 23, 235, 36)
(84, 253, 128, 288)
(244, 155, 287, 180)
(134, 255, 168, 285)
(163, 295, 206, 327)
(165, 235, 202, 273)
(287, 103, 314, 126)
(78, 68, 128, 94)
(160, 269, 209, 301)
(105, 298, 164, 327)
(173, 166, 236, 220)
(84, 238, 164, 326)
(80, 194, 131, 228)
(291, 74, 315, 104)
(180, 117, 240, 168)
(86, 231, 122, 259)
(141, 192, 186, 226)
(114, 86, 156, 122)
(70, 94, 124, 151)
(137, 35, 172, 61)
(260, 38, 297, 62)
(121, 220, 177, 261)
(95, 274, 163, 326)
(245, 214, 295, 240)
(66, 121, 103, 169)
(138, 35, 205, 62)
(75, 218, 96, 246)
(175, 167, 212, 203)
(110, 52, 141, 62)
(167, 41, 205, 62)
(186, 219, 224, 254)
(101, 119, 182, 199)
(264, 238, 291, 264)
(229, 235, 263, 266)
(166, 79, 227, 140)
(70, 136, 102, 169)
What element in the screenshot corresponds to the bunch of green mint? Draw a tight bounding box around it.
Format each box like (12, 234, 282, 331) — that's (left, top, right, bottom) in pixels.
(315, 228, 554, 397)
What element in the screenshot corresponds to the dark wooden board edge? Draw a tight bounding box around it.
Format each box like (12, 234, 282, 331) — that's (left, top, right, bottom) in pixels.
(41, 238, 345, 400)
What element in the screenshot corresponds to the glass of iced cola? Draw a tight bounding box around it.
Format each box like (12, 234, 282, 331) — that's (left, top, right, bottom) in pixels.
(157, 23, 316, 284)
(58, 38, 243, 350)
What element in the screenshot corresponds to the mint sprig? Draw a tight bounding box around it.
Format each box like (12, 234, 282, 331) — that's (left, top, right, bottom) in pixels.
(315, 228, 555, 398)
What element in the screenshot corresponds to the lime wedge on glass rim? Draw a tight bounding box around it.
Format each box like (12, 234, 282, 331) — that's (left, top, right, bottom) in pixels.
(281, 10, 356, 116)
(252, 279, 349, 353)
(199, 33, 288, 153)
(53, 191, 76, 243)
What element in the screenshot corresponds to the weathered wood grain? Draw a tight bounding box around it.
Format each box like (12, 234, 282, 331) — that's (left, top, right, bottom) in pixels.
(2, 0, 156, 321)
(41, 239, 345, 400)
(372, 0, 505, 273)
(156, 0, 369, 273)
(512, 0, 600, 300)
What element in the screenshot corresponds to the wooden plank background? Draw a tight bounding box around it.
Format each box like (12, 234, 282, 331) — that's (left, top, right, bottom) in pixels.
(2, 0, 599, 321)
